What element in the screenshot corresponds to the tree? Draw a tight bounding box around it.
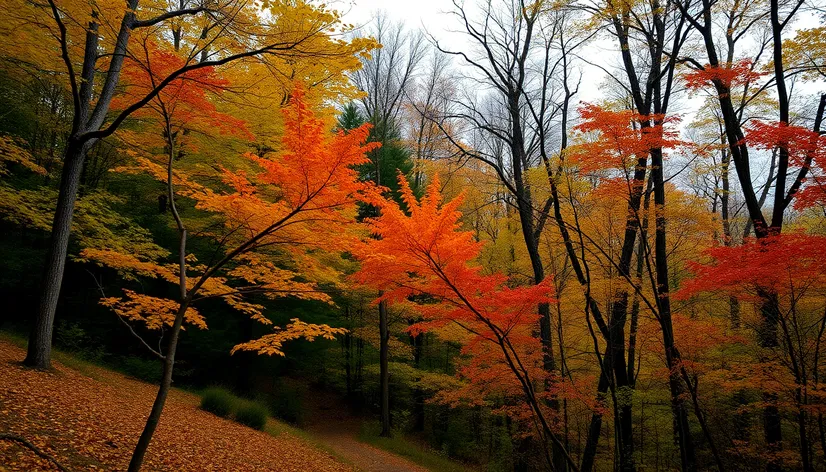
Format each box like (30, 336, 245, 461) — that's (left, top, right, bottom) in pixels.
(85, 85, 378, 470)
(676, 0, 826, 465)
(354, 175, 578, 471)
(14, 0, 373, 369)
(346, 15, 425, 436)
(428, 3, 588, 466)
(677, 233, 826, 471)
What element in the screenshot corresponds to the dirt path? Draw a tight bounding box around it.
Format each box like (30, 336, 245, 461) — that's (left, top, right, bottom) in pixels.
(303, 389, 428, 472)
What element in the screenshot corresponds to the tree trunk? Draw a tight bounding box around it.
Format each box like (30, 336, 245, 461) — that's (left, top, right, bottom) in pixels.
(720, 146, 741, 328)
(344, 305, 353, 398)
(409, 324, 425, 432)
(581, 346, 611, 472)
(25, 140, 90, 369)
(379, 299, 391, 437)
(26, 0, 138, 368)
(127, 302, 187, 471)
(651, 146, 696, 471)
(759, 290, 782, 471)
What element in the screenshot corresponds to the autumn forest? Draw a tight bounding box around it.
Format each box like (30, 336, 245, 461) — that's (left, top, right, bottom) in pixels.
(0, 0, 825, 470)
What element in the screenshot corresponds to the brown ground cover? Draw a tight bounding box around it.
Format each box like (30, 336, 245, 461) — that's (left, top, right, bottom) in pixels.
(0, 340, 353, 471)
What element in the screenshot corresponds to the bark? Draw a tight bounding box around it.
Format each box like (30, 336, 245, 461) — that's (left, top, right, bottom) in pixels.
(409, 324, 425, 432)
(344, 306, 353, 398)
(690, 5, 781, 465)
(127, 107, 188, 471)
(379, 299, 391, 437)
(25, 141, 91, 369)
(651, 146, 696, 471)
(26, 0, 139, 368)
(720, 144, 741, 328)
(628, 180, 651, 386)
(580, 346, 610, 472)
(127, 301, 188, 471)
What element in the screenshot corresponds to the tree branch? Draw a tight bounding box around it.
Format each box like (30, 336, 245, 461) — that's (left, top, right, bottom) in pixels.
(0, 433, 71, 472)
(131, 7, 207, 28)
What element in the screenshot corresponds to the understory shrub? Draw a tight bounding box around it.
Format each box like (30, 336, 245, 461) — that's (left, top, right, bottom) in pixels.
(117, 356, 163, 382)
(235, 401, 269, 430)
(201, 387, 234, 418)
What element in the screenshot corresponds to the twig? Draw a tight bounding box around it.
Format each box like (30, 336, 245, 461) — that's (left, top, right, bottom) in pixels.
(84, 270, 165, 359)
(0, 433, 71, 472)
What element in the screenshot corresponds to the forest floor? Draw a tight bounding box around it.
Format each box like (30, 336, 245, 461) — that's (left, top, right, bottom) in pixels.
(0, 338, 369, 471)
(0, 336, 469, 472)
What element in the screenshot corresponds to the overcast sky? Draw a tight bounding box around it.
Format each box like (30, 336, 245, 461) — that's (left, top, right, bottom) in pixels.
(337, 0, 822, 130)
(340, 0, 609, 102)
(336, 0, 824, 195)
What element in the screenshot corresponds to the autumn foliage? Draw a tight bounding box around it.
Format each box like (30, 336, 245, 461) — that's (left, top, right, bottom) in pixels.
(3, 0, 826, 469)
(683, 59, 768, 91)
(92, 85, 377, 353)
(677, 233, 826, 300)
(354, 175, 558, 414)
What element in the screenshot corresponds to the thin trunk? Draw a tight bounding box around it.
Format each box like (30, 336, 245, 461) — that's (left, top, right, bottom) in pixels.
(581, 346, 610, 472)
(128, 301, 187, 471)
(651, 146, 696, 471)
(344, 305, 352, 398)
(695, 6, 782, 467)
(379, 299, 391, 437)
(508, 90, 564, 471)
(759, 290, 783, 471)
(128, 119, 188, 470)
(409, 323, 425, 432)
(720, 146, 740, 328)
(628, 180, 651, 386)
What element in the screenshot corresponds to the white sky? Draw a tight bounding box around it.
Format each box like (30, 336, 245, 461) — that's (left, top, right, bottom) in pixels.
(339, 0, 823, 109)
(340, 0, 458, 36)
(339, 0, 609, 102)
(337, 0, 823, 131)
(336, 0, 824, 199)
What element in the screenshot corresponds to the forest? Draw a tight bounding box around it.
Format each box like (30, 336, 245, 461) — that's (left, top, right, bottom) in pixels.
(0, 0, 825, 470)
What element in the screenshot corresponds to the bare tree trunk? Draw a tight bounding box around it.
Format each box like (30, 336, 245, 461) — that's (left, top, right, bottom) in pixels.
(651, 146, 696, 471)
(26, 0, 139, 368)
(409, 323, 425, 432)
(127, 111, 189, 471)
(344, 305, 353, 398)
(128, 301, 188, 471)
(379, 299, 391, 437)
(581, 346, 610, 472)
(719, 146, 741, 328)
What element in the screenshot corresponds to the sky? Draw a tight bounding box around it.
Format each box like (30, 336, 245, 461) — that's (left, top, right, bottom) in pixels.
(337, 0, 823, 141)
(335, 0, 824, 197)
(338, 0, 823, 113)
(339, 0, 609, 102)
(340, 0, 459, 36)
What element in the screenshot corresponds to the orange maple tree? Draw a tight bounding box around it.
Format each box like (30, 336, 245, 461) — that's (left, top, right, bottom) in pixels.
(353, 175, 577, 469)
(85, 85, 377, 470)
(572, 104, 681, 171)
(113, 40, 253, 160)
(569, 104, 682, 206)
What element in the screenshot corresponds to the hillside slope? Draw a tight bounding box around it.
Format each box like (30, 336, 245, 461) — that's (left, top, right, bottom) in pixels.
(0, 339, 352, 471)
